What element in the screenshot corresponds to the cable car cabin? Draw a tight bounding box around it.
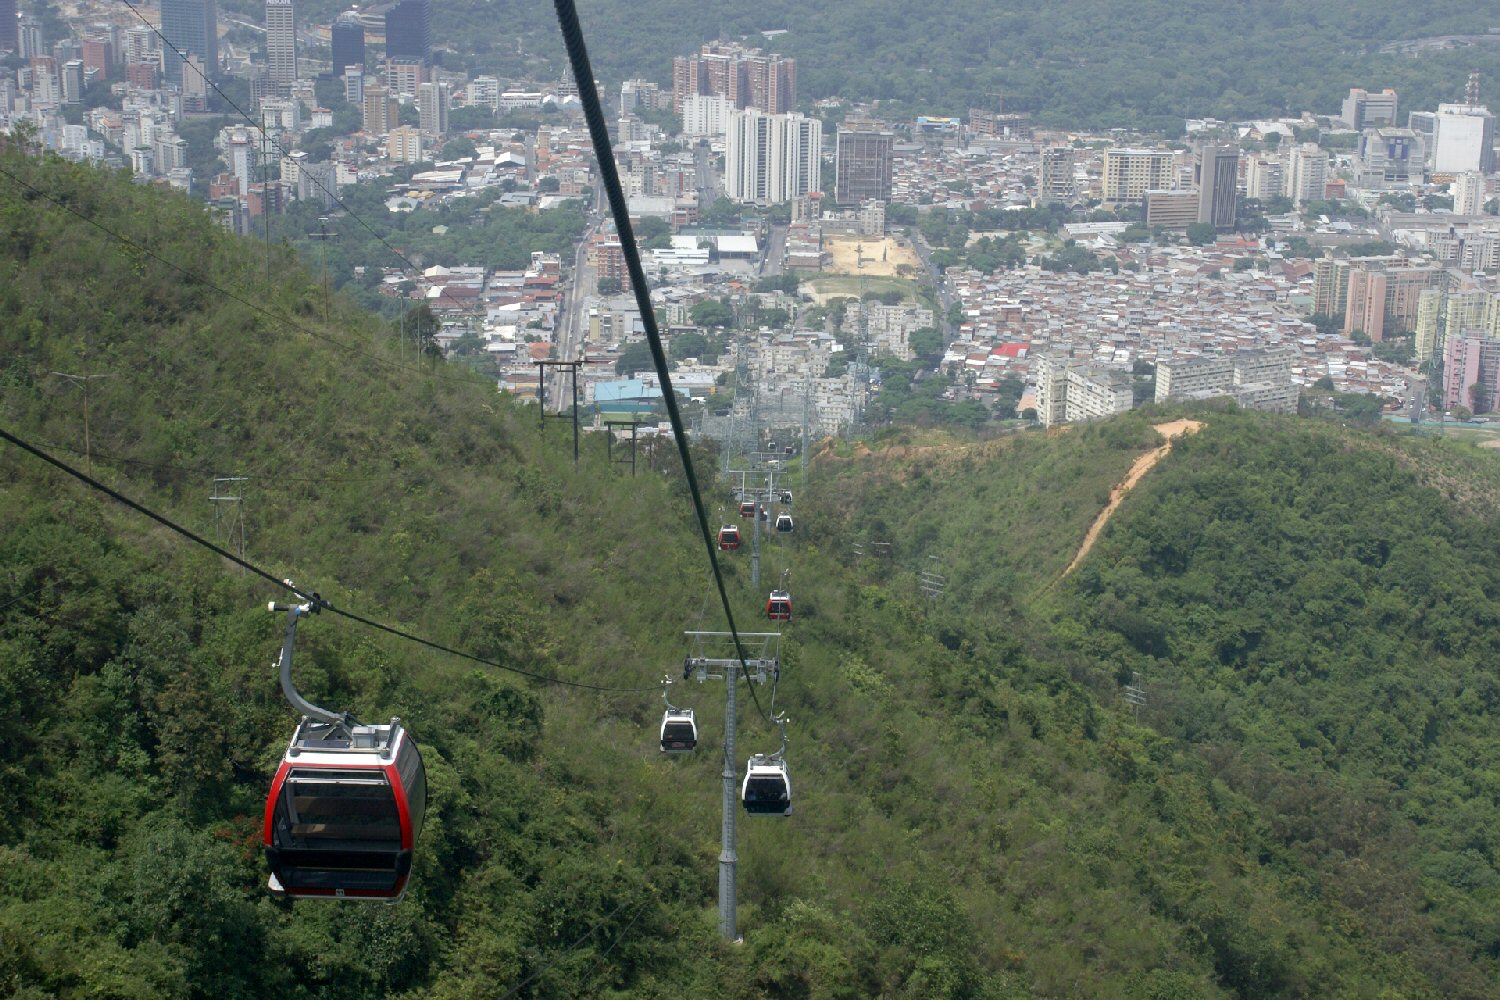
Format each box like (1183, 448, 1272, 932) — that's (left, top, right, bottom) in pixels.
(738, 500, 757, 518)
(766, 590, 792, 621)
(264, 717, 426, 901)
(742, 755, 792, 816)
(660, 708, 698, 752)
(777, 490, 793, 504)
(718, 525, 741, 550)
(775, 513, 794, 533)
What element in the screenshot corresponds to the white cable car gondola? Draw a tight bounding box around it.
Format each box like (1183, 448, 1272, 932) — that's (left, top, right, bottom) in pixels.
(741, 716, 792, 816)
(774, 512, 794, 533)
(262, 599, 426, 902)
(742, 755, 792, 816)
(659, 676, 697, 752)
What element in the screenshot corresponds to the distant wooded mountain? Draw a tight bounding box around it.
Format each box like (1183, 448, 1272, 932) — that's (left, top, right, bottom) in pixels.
(409, 0, 1500, 127)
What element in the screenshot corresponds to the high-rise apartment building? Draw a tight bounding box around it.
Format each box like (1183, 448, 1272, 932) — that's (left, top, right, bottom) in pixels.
(1444, 334, 1500, 411)
(724, 109, 821, 205)
(417, 80, 448, 136)
(361, 82, 395, 134)
(343, 65, 364, 104)
(1433, 103, 1496, 174)
(1286, 143, 1328, 206)
(16, 15, 40, 58)
(1340, 87, 1398, 130)
(383, 57, 423, 97)
(1454, 171, 1486, 216)
(265, 0, 295, 93)
(123, 26, 157, 66)
(1039, 146, 1075, 204)
(1342, 262, 1446, 342)
(384, 0, 430, 65)
(387, 125, 423, 164)
(160, 0, 218, 86)
(467, 76, 499, 111)
(834, 123, 894, 205)
(1244, 156, 1284, 200)
(1194, 143, 1239, 229)
(1033, 355, 1134, 428)
(1415, 287, 1494, 362)
(682, 93, 732, 138)
(1101, 148, 1173, 203)
(61, 58, 83, 103)
(673, 41, 795, 115)
(330, 10, 364, 76)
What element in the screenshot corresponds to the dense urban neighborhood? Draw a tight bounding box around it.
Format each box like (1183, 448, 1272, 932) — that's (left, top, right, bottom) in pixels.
(8, 1, 1500, 444)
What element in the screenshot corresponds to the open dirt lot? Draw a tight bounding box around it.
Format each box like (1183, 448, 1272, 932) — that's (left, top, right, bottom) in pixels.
(823, 236, 922, 277)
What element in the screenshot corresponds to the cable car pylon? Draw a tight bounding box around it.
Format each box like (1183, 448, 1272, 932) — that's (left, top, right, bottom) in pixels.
(681, 630, 782, 941)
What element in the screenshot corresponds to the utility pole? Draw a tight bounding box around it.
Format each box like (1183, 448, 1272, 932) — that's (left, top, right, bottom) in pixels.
(50, 371, 116, 477)
(750, 488, 761, 589)
(1123, 672, 1147, 718)
(535, 359, 583, 466)
(683, 631, 781, 942)
(309, 216, 335, 324)
(920, 556, 946, 600)
(209, 475, 249, 561)
(262, 113, 272, 294)
(801, 376, 811, 491)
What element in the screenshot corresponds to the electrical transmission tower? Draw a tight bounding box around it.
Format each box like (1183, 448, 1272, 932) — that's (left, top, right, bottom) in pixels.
(209, 476, 249, 561)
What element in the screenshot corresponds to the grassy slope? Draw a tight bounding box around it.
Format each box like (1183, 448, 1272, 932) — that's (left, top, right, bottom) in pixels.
(0, 152, 1486, 997)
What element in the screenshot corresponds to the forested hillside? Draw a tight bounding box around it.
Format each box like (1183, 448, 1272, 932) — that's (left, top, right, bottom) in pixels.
(6, 151, 1500, 997)
(267, 0, 1500, 128)
(816, 413, 1500, 996)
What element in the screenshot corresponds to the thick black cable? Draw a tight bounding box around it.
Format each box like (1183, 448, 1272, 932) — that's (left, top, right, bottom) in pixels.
(0, 426, 653, 694)
(550, 0, 774, 725)
(0, 160, 479, 385)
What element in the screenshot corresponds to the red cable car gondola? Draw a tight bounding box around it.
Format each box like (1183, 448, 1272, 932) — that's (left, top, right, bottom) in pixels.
(262, 600, 427, 901)
(718, 524, 741, 550)
(738, 500, 757, 518)
(765, 589, 792, 621)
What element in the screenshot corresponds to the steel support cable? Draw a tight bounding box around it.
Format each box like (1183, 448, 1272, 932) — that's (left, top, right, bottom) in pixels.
(0, 160, 478, 383)
(550, 0, 775, 725)
(0, 426, 654, 694)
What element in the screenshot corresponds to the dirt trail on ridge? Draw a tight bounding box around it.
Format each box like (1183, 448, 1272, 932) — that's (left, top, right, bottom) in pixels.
(1058, 420, 1204, 580)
